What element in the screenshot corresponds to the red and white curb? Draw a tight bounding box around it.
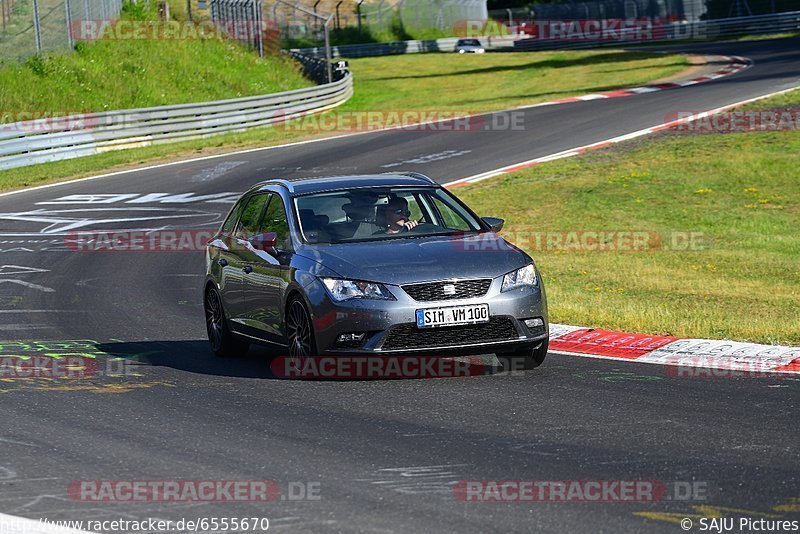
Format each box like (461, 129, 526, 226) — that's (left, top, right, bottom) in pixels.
(521, 55, 752, 107)
(549, 324, 800, 375)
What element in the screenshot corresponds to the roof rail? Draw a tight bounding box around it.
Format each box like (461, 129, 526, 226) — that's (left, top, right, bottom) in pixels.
(258, 179, 294, 192)
(382, 171, 438, 185)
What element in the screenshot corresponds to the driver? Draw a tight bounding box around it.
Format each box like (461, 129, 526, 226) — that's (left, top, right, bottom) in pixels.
(382, 196, 419, 234)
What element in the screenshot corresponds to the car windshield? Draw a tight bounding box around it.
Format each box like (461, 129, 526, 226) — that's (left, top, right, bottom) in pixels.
(458, 39, 481, 46)
(294, 187, 483, 244)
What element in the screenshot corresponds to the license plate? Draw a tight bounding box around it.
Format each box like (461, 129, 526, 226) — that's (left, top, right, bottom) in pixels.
(415, 304, 490, 329)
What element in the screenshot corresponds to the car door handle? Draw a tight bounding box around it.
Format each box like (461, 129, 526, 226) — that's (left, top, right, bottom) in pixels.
(217, 258, 228, 267)
(243, 265, 253, 274)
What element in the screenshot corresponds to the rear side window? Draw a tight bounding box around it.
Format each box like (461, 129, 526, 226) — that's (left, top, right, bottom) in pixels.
(235, 193, 270, 239)
(259, 195, 292, 251)
(220, 199, 245, 236)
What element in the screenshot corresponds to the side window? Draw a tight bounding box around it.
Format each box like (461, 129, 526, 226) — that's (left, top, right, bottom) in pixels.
(235, 193, 270, 239)
(220, 199, 246, 236)
(259, 195, 292, 251)
(429, 195, 471, 230)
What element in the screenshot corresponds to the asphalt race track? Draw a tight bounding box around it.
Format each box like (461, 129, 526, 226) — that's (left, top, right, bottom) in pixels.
(1, 39, 799, 533)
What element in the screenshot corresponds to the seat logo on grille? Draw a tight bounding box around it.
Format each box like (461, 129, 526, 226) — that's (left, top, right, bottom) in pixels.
(443, 284, 457, 296)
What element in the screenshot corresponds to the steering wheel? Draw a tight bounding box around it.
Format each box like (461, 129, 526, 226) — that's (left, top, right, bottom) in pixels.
(406, 223, 439, 233)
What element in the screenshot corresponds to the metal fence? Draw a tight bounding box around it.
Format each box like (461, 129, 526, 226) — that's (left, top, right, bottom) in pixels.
(268, 0, 489, 43)
(0, 66, 353, 171)
(398, 0, 487, 35)
(210, 0, 267, 55)
(292, 9, 800, 57)
(492, 0, 800, 24)
(0, 0, 122, 61)
(511, 10, 800, 51)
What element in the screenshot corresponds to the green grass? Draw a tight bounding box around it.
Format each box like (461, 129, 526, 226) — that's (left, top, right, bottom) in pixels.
(456, 131, 800, 345)
(0, 48, 688, 191)
(741, 87, 800, 110)
(629, 31, 800, 49)
(340, 50, 688, 113)
(0, 34, 310, 118)
(728, 31, 800, 42)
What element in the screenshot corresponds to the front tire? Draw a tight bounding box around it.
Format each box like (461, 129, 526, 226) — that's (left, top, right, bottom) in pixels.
(499, 338, 548, 372)
(285, 297, 317, 368)
(205, 286, 249, 358)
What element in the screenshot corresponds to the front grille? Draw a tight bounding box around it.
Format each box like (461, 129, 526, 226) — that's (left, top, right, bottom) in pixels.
(381, 317, 518, 351)
(402, 279, 492, 302)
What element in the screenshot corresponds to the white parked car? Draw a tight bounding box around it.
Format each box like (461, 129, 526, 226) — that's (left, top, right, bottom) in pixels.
(455, 39, 485, 54)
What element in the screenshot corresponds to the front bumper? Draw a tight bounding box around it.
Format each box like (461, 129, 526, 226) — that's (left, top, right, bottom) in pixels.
(305, 277, 548, 357)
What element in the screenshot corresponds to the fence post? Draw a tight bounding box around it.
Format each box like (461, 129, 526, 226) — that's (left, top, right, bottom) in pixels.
(324, 14, 333, 83)
(32, 0, 42, 53)
(253, 0, 263, 57)
(65, 0, 74, 49)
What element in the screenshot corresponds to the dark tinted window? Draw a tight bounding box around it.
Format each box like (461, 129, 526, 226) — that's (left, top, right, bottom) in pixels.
(294, 187, 482, 244)
(259, 195, 292, 251)
(220, 199, 245, 235)
(235, 193, 269, 239)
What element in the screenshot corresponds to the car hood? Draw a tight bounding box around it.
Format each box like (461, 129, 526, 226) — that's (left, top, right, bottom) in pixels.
(296, 232, 531, 286)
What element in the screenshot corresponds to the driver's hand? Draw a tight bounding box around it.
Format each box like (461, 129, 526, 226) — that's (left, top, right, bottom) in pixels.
(403, 220, 419, 231)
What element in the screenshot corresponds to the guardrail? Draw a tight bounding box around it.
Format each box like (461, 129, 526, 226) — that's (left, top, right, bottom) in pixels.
(512, 11, 800, 51)
(292, 37, 466, 59)
(0, 67, 353, 172)
(293, 11, 800, 58)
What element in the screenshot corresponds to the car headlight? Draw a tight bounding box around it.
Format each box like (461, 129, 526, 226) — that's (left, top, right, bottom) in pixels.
(501, 264, 538, 292)
(321, 278, 395, 302)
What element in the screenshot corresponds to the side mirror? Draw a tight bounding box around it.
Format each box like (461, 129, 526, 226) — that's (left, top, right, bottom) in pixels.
(482, 217, 505, 232)
(250, 232, 278, 253)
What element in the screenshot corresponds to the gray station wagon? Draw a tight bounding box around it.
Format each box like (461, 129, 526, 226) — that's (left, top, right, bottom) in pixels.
(204, 173, 548, 370)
